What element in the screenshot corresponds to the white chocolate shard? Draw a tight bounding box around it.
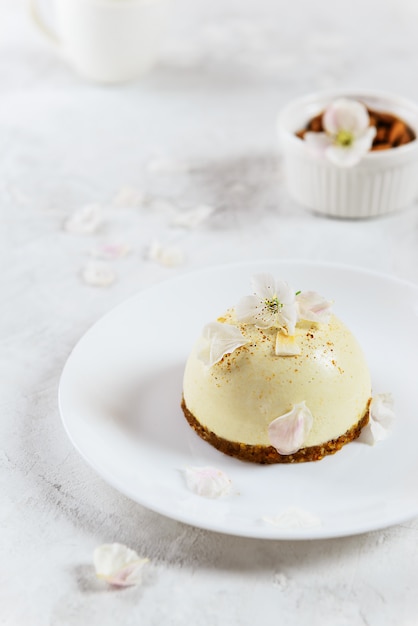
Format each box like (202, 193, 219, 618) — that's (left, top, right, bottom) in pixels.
(275, 332, 301, 356)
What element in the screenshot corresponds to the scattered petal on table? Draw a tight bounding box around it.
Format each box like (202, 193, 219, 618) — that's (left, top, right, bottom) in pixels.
(64, 204, 103, 234)
(112, 186, 144, 208)
(94, 543, 149, 587)
(82, 262, 116, 287)
(171, 204, 215, 228)
(89, 242, 131, 260)
(147, 240, 185, 267)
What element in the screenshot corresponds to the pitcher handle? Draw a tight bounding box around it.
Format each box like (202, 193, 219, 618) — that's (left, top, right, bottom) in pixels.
(28, 0, 60, 46)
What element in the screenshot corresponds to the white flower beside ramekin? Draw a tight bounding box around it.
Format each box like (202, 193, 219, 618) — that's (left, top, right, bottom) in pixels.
(277, 90, 418, 218)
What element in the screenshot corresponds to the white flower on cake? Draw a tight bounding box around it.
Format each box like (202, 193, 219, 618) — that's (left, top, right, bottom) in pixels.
(184, 466, 232, 498)
(304, 98, 376, 167)
(236, 273, 298, 334)
(197, 321, 249, 368)
(296, 291, 333, 324)
(268, 401, 314, 455)
(359, 393, 395, 445)
(93, 543, 149, 587)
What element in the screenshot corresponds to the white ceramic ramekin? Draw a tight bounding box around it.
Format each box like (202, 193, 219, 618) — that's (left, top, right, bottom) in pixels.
(277, 90, 418, 218)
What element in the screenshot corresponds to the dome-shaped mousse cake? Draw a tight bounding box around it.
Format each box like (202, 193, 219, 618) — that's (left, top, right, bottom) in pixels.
(181, 274, 371, 464)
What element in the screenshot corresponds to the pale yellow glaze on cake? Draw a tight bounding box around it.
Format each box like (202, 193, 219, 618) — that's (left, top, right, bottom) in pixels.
(182, 311, 371, 449)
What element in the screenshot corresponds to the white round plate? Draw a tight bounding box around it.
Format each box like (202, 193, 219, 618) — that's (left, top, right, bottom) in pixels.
(59, 260, 418, 540)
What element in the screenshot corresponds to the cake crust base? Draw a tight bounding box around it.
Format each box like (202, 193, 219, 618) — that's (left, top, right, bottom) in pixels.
(181, 397, 370, 464)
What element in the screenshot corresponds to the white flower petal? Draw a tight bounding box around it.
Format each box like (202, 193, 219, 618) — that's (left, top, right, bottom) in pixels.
(362, 418, 388, 445)
(268, 401, 313, 455)
(304, 131, 333, 156)
(197, 321, 248, 367)
(277, 303, 297, 335)
(353, 125, 377, 153)
(82, 262, 116, 287)
(305, 100, 377, 169)
(235, 294, 273, 328)
(89, 242, 131, 260)
(184, 466, 232, 498)
(148, 240, 185, 267)
(323, 98, 370, 136)
(325, 143, 366, 168)
(360, 393, 395, 445)
(370, 393, 395, 428)
(171, 204, 215, 229)
(93, 543, 149, 587)
(251, 274, 294, 304)
(262, 506, 322, 529)
(112, 186, 144, 208)
(275, 332, 301, 356)
(251, 273, 278, 300)
(236, 274, 297, 332)
(64, 204, 103, 235)
(296, 291, 333, 323)
(274, 279, 296, 306)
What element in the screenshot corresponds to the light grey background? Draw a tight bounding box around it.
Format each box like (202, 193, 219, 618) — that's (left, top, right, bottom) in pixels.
(1, 0, 418, 624)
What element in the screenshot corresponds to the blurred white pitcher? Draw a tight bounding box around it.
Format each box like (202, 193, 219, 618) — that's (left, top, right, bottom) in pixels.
(30, 0, 169, 83)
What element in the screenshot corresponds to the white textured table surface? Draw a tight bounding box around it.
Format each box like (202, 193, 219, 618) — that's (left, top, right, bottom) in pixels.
(2, 0, 418, 624)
